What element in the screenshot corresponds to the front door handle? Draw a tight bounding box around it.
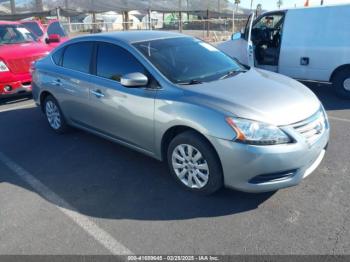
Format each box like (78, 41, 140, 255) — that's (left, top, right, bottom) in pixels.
(91, 89, 104, 98)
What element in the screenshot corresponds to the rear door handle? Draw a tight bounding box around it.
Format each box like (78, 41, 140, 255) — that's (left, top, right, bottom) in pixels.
(52, 79, 62, 86)
(91, 89, 105, 98)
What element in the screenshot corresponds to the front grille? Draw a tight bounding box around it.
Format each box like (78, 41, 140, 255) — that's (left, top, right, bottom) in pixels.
(7, 55, 43, 74)
(293, 109, 327, 145)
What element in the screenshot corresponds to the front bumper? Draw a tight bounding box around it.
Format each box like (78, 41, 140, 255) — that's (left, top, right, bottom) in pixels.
(209, 122, 330, 193)
(0, 80, 32, 96)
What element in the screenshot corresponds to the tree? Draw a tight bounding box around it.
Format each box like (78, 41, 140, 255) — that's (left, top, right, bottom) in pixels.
(277, 0, 283, 9)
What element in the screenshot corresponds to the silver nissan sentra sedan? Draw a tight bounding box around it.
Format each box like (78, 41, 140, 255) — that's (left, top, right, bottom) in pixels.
(32, 31, 330, 195)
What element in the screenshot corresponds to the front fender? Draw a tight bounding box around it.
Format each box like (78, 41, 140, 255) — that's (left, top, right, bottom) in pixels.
(154, 98, 236, 159)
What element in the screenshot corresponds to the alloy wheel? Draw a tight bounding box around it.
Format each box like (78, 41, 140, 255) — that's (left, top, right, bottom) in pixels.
(45, 100, 61, 130)
(171, 144, 209, 189)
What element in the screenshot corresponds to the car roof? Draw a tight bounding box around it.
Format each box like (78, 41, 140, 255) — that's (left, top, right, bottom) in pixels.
(75, 30, 189, 44)
(0, 20, 20, 25)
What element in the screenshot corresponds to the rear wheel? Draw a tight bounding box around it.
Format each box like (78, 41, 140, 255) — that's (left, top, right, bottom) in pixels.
(167, 131, 223, 195)
(44, 95, 68, 134)
(333, 68, 350, 99)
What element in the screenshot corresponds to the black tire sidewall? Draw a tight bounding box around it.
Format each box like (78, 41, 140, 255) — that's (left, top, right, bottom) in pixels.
(44, 95, 68, 134)
(333, 68, 350, 99)
(167, 131, 223, 195)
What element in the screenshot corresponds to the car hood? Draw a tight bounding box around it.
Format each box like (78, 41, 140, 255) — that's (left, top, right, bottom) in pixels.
(186, 68, 321, 126)
(0, 41, 49, 60)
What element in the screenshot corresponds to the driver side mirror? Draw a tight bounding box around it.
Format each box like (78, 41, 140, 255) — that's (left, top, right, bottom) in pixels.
(231, 32, 242, 40)
(46, 34, 61, 44)
(121, 73, 148, 88)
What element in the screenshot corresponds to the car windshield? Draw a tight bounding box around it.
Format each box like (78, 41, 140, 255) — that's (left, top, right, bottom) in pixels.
(133, 37, 245, 84)
(0, 25, 36, 44)
(21, 21, 44, 37)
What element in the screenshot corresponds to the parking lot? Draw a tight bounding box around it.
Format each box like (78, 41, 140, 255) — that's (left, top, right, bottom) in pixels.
(0, 83, 349, 255)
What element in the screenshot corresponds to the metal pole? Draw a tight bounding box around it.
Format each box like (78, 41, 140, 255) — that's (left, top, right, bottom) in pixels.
(148, 9, 151, 30)
(56, 7, 60, 20)
(207, 9, 210, 38)
(10, 0, 16, 14)
(178, 0, 182, 32)
(232, 4, 235, 33)
(35, 0, 43, 12)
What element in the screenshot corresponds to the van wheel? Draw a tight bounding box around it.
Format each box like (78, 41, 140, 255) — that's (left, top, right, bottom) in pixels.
(167, 131, 223, 195)
(333, 68, 350, 99)
(44, 95, 68, 134)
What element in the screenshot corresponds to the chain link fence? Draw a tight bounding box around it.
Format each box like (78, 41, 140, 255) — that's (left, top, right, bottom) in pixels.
(61, 17, 248, 43)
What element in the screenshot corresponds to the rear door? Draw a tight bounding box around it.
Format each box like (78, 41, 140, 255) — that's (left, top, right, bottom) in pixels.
(52, 41, 95, 125)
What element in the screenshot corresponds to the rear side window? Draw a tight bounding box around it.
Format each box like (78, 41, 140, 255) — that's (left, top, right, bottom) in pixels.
(96, 42, 145, 82)
(62, 42, 93, 74)
(52, 48, 64, 65)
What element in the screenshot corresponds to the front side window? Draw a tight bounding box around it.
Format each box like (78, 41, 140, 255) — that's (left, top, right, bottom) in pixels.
(47, 21, 67, 37)
(96, 42, 145, 82)
(253, 14, 284, 30)
(62, 42, 93, 73)
(0, 25, 36, 45)
(133, 37, 244, 84)
(52, 48, 64, 65)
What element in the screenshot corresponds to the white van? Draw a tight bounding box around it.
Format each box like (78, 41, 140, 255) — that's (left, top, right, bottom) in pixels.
(218, 4, 350, 98)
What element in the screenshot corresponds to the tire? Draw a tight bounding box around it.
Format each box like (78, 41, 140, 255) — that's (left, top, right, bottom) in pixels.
(43, 95, 68, 134)
(167, 131, 223, 195)
(332, 68, 350, 99)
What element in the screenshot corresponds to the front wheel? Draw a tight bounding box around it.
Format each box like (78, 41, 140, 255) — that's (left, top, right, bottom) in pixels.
(167, 131, 223, 195)
(333, 68, 350, 99)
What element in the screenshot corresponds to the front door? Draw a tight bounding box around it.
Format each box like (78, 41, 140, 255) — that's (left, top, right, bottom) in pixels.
(87, 42, 156, 153)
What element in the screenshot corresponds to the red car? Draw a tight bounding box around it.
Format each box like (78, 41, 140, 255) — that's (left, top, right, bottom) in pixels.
(0, 21, 65, 96)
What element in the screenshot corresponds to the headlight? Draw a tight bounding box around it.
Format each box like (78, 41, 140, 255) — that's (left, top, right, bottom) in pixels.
(0, 60, 9, 72)
(226, 117, 291, 145)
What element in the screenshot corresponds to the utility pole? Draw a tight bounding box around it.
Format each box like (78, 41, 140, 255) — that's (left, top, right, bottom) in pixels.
(250, 0, 254, 10)
(10, 0, 16, 14)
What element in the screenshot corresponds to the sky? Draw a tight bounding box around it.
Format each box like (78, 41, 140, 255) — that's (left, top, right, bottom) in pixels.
(235, 0, 350, 10)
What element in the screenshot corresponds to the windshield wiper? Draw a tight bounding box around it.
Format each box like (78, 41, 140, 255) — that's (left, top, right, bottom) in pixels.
(219, 69, 246, 80)
(177, 79, 203, 85)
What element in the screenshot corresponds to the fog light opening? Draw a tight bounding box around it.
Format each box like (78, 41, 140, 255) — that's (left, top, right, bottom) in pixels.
(4, 85, 12, 92)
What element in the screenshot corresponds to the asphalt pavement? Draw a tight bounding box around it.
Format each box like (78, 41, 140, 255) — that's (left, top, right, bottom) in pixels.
(0, 84, 349, 255)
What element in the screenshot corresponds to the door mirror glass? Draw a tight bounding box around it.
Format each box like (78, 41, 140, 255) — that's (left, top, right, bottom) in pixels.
(46, 34, 61, 44)
(231, 32, 242, 40)
(121, 72, 148, 87)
